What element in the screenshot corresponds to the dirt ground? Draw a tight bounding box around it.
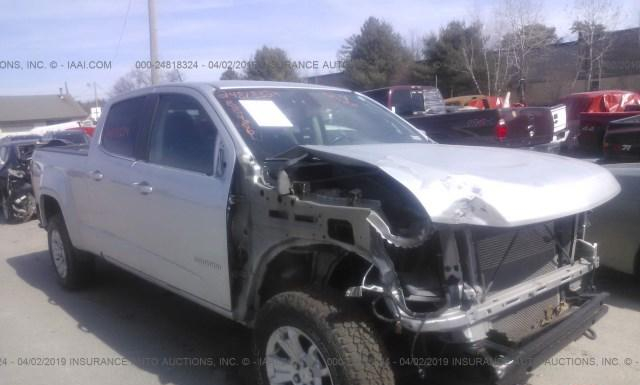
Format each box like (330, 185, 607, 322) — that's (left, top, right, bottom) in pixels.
(1, 218, 639, 385)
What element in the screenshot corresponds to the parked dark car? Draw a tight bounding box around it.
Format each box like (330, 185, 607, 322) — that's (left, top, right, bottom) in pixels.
(0, 136, 39, 222)
(408, 106, 567, 150)
(41, 128, 90, 146)
(0, 130, 88, 223)
(603, 115, 640, 163)
(364, 85, 567, 151)
(560, 90, 640, 156)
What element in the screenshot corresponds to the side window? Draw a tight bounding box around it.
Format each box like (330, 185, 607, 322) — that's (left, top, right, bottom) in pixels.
(101, 96, 146, 158)
(365, 89, 389, 107)
(148, 94, 217, 175)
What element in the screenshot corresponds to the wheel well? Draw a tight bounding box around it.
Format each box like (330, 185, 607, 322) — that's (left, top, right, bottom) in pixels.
(41, 195, 62, 226)
(257, 246, 371, 307)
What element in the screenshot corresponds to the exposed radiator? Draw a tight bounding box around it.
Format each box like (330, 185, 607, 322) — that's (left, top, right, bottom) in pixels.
(472, 222, 560, 342)
(473, 222, 557, 292)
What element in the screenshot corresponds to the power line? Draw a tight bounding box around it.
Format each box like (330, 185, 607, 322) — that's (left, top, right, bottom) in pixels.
(113, 0, 133, 61)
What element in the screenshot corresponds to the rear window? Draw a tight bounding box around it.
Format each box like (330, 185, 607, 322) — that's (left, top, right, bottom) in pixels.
(391, 89, 446, 115)
(101, 97, 146, 158)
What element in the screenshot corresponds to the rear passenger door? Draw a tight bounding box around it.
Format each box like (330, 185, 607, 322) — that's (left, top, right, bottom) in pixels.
(128, 90, 235, 310)
(86, 95, 153, 270)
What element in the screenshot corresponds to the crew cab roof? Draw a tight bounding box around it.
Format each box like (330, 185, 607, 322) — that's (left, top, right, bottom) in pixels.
(112, 81, 350, 100)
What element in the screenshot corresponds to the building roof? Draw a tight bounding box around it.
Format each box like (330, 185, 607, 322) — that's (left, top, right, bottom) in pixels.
(599, 27, 640, 77)
(304, 72, 348, 88)
(0, 94, 87, 123)
(527, 27, 640, 83)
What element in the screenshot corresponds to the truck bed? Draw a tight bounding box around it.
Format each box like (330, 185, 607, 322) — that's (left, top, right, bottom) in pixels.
(36, 143, 89, 156)
(406, 106, 558, 149)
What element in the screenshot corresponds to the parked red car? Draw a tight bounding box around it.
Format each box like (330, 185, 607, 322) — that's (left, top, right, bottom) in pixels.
(445, 94, 506, 110)
(560, 90, 640, 155)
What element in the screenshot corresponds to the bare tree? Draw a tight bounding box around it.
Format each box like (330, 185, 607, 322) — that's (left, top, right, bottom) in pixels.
(459, 23, 485, 94)
(570, 0, 620, 91)
(405, 29, 424, 61)
(483, 15, 511, 97)
(110, 69, 184, 96)
(496, 0, 558, 102)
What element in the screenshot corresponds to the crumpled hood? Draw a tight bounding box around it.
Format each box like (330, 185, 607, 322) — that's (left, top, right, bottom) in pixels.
(302, 143, 621, 227)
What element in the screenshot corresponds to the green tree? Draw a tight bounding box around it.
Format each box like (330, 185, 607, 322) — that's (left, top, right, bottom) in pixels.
(341, 17, 412, 90)
(244, 46, 299, 81)
(220, 68, 241, 80)
(423, 21, 488, 95)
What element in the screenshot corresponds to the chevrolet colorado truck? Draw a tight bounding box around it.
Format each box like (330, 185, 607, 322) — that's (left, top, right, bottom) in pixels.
(32, 81, 620, 385)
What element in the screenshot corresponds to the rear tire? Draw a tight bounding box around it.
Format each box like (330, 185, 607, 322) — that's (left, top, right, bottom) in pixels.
(11, 192, 36, 223)
(47, 215, 94, 289)
(254, 289, 395, 385)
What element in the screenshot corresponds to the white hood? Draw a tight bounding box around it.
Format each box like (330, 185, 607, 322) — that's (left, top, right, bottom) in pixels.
(303, 143, 620, 227)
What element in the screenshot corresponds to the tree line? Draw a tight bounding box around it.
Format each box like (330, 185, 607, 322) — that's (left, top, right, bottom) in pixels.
(111, 0, 621, 103)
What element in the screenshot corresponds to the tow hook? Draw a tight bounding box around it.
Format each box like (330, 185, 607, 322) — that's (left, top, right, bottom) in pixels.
(584, 328, 597, 340)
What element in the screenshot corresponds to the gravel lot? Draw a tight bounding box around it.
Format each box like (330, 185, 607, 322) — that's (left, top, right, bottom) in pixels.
(1, 218, 639, 385)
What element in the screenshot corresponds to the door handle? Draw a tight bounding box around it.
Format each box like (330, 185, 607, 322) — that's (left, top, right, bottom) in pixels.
(90, 170, 103, 181)
(132, 181, 153, 195)
(215, 146, 226, 177)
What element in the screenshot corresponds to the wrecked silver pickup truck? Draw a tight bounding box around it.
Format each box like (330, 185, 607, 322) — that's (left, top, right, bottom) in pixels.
(31, 81, 620, 385)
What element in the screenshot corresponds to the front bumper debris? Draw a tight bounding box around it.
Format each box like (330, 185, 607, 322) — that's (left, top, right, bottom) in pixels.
(491, 292, 608, 385)
(399, 258, 597, 333)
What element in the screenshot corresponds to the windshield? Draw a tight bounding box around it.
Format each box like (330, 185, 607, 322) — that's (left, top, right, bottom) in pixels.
(215, 88, 426, 161)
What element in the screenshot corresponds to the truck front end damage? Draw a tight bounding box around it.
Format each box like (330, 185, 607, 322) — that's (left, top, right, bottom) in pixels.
(228, 143, 619, 384)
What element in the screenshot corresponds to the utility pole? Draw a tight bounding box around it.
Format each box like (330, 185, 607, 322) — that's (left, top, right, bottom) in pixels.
(148, 0, 159, 85)
(93, 82, 98, 110)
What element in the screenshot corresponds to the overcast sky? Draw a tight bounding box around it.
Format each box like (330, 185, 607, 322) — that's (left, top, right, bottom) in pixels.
(0, 0, 638, 101)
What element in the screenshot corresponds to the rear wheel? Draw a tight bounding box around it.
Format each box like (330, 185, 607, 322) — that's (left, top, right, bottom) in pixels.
(254, 290, 395, 385)
(11, 192, 36, 223)
(47, 215, 94, 289)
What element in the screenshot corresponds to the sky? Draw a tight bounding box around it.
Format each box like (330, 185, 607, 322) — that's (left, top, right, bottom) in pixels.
(0, 0, 638, 102)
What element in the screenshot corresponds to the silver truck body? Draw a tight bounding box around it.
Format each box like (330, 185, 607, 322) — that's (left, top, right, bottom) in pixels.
(31, 81, 620, 384)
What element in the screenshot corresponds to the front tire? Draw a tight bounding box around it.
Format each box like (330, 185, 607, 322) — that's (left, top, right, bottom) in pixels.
(47, 215, 94, 289)
(254, 290, 395, 385)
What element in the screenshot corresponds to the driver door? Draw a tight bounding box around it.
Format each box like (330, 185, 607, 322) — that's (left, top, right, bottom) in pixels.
(127, 90, 235, 310)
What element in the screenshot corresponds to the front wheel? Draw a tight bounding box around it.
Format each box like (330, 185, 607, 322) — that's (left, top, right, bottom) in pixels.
(254, 290, 395, 385)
